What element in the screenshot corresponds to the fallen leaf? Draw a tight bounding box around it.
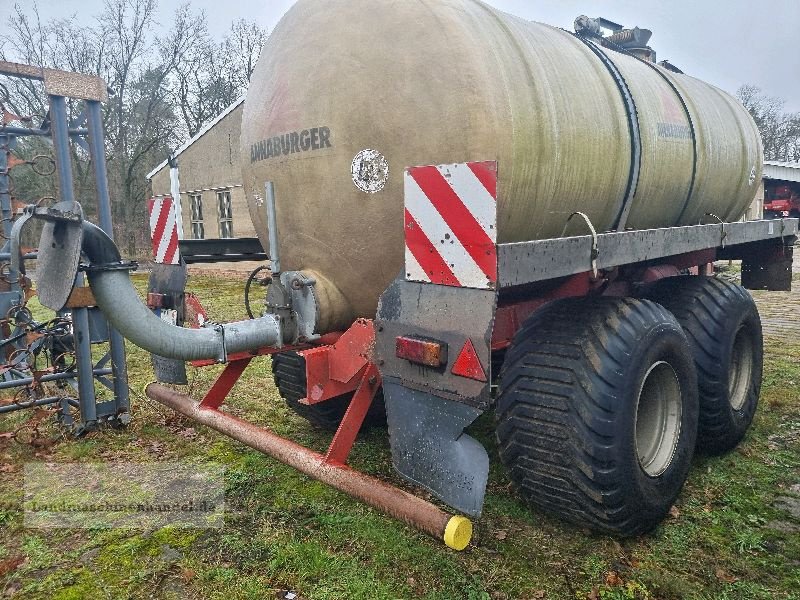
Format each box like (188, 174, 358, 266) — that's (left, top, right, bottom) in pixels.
(605, 571, 623, 586)
(531, 591, 546, 599)
(587, 587, 600, 600)
(669, 505, 681, 519)
(617, 553, 639, 569)
(180, 568, 196, 583)
(493, 529, 508, 540)
(30, 437, 55, 449)
(715, 568, 738, 583)
(3, 580, 21, 596)
(0, 556, 24, 577)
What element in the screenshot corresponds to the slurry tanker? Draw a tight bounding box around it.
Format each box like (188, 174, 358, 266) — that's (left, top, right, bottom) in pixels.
(12, 0, 797, 550)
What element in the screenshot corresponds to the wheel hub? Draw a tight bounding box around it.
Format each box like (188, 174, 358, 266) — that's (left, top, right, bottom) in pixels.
(635, 361, 682, 477)
(728, 326, 754, 411)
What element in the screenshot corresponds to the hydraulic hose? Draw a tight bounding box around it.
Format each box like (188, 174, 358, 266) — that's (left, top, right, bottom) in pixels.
(81, 222, 282, 361)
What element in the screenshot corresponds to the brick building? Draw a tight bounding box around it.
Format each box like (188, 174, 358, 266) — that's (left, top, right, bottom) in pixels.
(146, 97, 255, 242)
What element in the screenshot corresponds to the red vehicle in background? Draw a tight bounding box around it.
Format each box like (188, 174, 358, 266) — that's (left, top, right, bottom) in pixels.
(764, 184, 800, 218)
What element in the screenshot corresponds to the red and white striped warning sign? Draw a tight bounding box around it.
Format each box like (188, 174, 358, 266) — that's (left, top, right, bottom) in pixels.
(147, 197, 180, 265)
(404, 161, 497, 289)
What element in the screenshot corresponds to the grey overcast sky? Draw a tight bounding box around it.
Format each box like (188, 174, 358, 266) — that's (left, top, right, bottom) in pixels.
(3, 0, 799, 112)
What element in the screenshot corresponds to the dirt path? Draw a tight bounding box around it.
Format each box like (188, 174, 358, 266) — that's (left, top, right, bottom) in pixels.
(752, 285, 800, 345)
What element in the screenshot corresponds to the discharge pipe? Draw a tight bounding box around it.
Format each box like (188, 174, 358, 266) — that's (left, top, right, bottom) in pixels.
(145, 382, 473, 550)
(81, 222, 282, 361)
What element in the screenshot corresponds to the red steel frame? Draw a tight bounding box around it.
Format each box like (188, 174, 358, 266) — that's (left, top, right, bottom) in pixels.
(492, 249, 715, 350)
(193, 319, 380, 466)
(193, 250, 715, 428)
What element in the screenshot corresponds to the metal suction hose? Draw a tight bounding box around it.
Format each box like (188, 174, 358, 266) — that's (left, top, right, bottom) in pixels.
(81, 222, 282, 361)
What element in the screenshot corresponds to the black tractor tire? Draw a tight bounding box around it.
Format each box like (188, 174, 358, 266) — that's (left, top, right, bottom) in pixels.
(495, 297, 699, 536)
(643, 276, 763, 454)
(271, 351, 386, 431)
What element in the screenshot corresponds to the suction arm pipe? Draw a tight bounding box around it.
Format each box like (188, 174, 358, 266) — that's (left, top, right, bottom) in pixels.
(81, 222, 282, 361)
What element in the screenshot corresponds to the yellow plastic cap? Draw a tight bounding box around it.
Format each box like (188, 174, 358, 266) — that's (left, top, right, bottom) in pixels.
(443, 516, 473, 551)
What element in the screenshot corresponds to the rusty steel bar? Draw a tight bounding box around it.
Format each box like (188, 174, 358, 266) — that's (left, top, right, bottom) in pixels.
(199, 358, 252, 410)
(0, 61, 109, 102)
(145, 382, 472, 550)
(324, 364, 381, 465)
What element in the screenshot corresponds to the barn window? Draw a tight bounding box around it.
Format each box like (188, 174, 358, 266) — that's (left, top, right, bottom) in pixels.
(190, 194, 204, 239)
(217, 190, 234, 238)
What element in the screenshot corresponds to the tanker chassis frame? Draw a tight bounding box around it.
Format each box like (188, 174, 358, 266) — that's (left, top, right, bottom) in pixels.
(145, 164, 797, 550)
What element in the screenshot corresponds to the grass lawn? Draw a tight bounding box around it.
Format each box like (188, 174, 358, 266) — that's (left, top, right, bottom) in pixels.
(1, 272, 799, 599)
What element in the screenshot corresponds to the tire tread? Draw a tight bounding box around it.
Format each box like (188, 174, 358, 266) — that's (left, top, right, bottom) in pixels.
(496, 297, 696, 535)
(644, 276, 762, 453)
(272, 351, 386, 431)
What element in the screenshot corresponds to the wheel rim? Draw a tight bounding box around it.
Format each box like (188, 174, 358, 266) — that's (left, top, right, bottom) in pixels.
(728, 325, 754, 411)
(635, 361, 682, 477)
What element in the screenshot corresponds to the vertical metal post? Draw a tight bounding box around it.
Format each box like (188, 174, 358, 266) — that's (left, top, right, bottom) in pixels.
(0, 134, 12, 240)
(51, 94, 98, 429)
(86, 100, 129, 416)
(168, 155, 184, 239)
(85, 101, 112, 233)
(265, 181, 280, 273)
(48, 95, 75, 206)
(72, 302, 97, 428)
(0, 133, 21, 314)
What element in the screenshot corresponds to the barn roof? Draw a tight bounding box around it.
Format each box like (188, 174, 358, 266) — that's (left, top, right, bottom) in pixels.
(763, 160, 800, 183)
(145, 96, 245, 180)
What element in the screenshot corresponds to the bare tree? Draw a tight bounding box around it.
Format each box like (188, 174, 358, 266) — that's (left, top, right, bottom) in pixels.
(737, 85, 800, 163)
(99, 0, 206, 252)
(222, 20, 265, 90)
(172, 17, 266, 137)
(1, 0, 265, 255)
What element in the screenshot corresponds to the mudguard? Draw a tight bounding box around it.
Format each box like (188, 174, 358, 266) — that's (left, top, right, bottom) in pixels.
(375, 276, 495, 516)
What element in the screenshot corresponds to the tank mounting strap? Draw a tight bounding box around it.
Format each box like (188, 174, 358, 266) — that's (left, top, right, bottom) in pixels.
(702, 213, 727, 248)
(573, 33, 642, 232)
(579, 31, 700, 226)
(562, 211, 599, 278)
(638, 59, 699, 223)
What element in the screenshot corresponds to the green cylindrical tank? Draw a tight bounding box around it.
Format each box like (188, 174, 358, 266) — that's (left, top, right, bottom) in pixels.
(240, 0, 763, 332)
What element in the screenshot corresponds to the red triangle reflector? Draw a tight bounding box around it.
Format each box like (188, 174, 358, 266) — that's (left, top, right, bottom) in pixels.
(451, 339, 487, 382)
